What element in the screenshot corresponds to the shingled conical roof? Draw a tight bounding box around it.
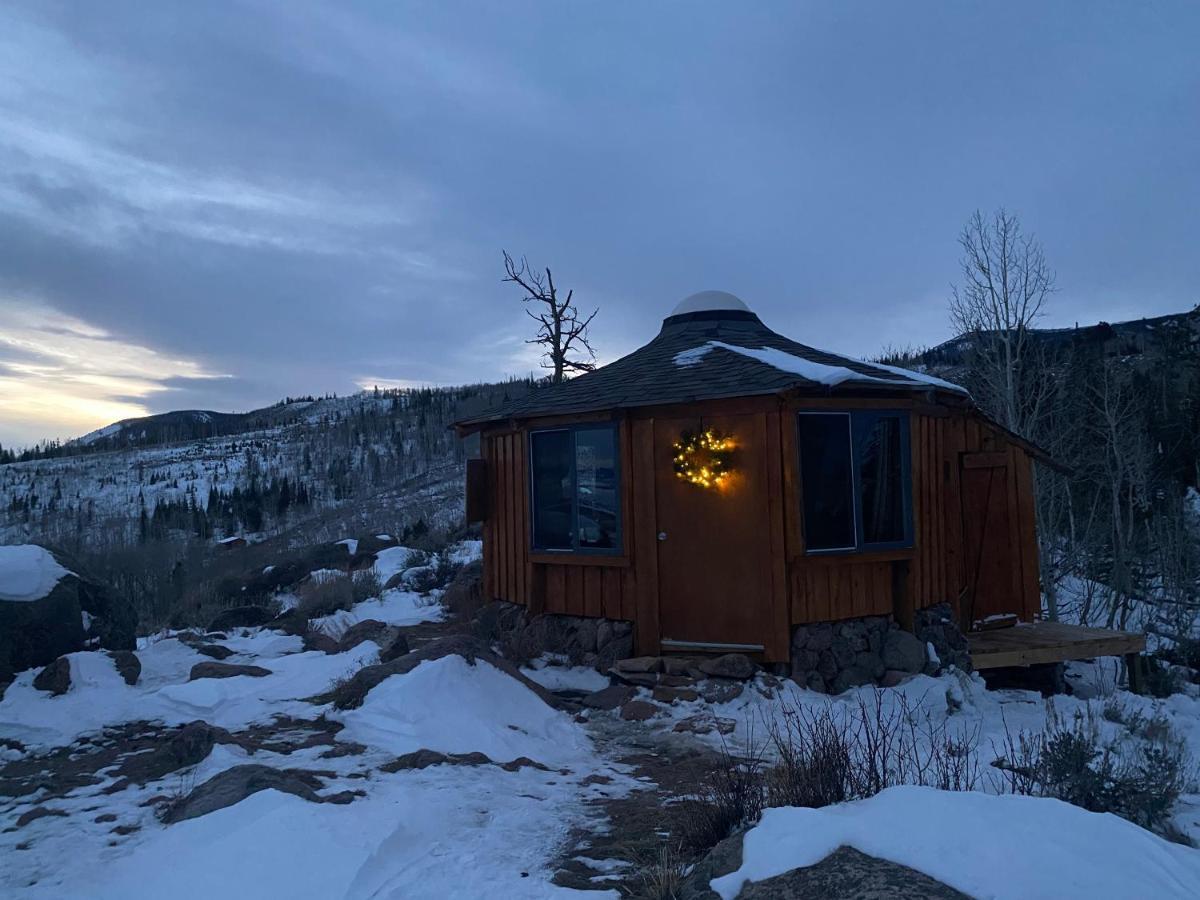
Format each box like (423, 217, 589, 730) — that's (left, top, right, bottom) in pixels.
(456, 291, 966, 427)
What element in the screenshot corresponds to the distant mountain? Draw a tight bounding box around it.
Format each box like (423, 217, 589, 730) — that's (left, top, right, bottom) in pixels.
(0, 380, 536, 550)
(908, 306, 1200, 373)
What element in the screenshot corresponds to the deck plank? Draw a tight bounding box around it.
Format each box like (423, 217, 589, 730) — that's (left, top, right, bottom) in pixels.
(969, 621, 1146, 670)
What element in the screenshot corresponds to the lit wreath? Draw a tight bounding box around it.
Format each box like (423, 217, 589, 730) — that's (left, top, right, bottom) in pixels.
(672, 429, 734, 488)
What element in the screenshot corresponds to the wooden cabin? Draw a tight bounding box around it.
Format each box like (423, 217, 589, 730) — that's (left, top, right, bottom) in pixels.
(455, 291, 1140, 674)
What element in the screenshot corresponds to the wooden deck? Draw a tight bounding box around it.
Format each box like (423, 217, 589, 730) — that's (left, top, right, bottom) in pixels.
(968, 621, 1146, 670)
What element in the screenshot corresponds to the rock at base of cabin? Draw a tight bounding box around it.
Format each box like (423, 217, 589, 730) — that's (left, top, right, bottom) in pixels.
(653, 685, 699, 704)
(697, 653, 757, 680)
(883, 628, 927, 674)
(33, 656, 71, 695)
(700, 678, 745, 704)
(619, 699, 660, 721)
(581, 684, 634, 710)
(615, 656, 661, 674)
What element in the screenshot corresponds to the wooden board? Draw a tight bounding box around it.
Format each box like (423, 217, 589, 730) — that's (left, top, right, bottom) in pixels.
(970, 621, 1146, 670)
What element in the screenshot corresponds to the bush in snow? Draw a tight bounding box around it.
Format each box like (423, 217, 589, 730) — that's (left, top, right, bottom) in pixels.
(678, 739, 767, 854)
(296, 575, 353, 619)
(1032, 708, 1194, 836)
(350, 569, 382, 604)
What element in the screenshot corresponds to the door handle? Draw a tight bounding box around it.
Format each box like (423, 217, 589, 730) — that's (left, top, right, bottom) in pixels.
(657, 532, 667, 541)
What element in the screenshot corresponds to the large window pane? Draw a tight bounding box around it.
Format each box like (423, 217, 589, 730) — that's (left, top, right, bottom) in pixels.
(531, 430, 573, 550)
(575, 428, 619, 550)
(798, 414, 856, 551)
(858, 415, 905, 544)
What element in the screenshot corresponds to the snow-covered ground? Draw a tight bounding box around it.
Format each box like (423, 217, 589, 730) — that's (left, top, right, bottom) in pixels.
(715, 785, 1200, 899)
(0, 595, 635, 898)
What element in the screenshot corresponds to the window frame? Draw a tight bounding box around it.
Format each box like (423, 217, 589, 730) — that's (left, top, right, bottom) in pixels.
(797, 410, 914, 555)
(527, 423, 623, 556)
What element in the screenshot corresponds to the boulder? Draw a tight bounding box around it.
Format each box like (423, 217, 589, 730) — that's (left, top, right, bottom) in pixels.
(0, 545, 136, 682)
(653, 685, 699, 704)
(206, 606, 274, 632)
(302, 632, 341, 655)
(188, 662, 273, 681)
(581, 684, 634, 711)
(33, 656, 71, 695)
(595, 634, 634, 670)
(619, 699, 660, 721)
(114, 721, 226, 786)
(700, 678, 745, 704)
(378, 633, 411, 663)
(338, 619, 389, 652)
(267, 608, 308, 636)
(161, 764, 350, 824)
(194, 643, 234, 660)
(314, 634, 561, 711)
(882, 628, 926, 675)
(615, 656, 661, 674)
(697, 653, 757, 680)
(108, 650, 141, 686)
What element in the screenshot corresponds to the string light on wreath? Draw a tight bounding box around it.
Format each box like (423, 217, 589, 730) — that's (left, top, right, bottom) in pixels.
(672, 428, 735, 488)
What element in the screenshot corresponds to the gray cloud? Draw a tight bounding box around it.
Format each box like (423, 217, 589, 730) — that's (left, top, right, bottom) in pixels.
(1, 1, 1198, 446)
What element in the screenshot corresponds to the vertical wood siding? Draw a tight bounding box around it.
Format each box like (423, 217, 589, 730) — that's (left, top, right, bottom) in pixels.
(479, 404, 1043, 662)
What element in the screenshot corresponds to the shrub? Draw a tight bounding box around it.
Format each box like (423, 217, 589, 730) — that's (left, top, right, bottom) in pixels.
(442, 561, 484, 621)
(1141, 656, 1185, 698)
(677, 741, 766, 854)
(627, 844, 688, 900)
(351, 569, 382, 604)
(1034, 708, 1193, 833)
(296, 575, 353, 619)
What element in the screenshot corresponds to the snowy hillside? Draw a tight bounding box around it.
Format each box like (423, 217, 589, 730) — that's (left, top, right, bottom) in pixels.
(0, 386, 519, 549)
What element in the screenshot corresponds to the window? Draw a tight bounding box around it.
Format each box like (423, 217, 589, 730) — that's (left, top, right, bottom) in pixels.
(797, 411, 912, 553)
(530, 425, 621, 553)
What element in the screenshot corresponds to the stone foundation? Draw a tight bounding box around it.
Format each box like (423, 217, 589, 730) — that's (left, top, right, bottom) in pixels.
(914, 602, 973, 674)
(472, 601, 633, 669)
(790, 605, 972, 693)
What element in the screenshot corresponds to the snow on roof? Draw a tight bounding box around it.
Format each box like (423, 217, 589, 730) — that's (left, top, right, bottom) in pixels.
(0, 545, 72, 602)
(712, 785, 1200, 900)
(669, 290, 751, 317)
(674, 340, 968, 394)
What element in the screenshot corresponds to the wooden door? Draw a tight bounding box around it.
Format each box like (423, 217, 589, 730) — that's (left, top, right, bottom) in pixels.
(653, 413, 775, 651)
(960, 452, 1022, 627)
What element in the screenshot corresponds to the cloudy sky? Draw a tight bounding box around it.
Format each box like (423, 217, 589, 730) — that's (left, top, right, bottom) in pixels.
(1, 2, 1197, 447)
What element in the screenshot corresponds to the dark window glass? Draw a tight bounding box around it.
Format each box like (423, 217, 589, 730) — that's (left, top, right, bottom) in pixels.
(575, 428, 619, 550)
(858, 416, 905, 544)
(798, 414, 856, 551)
(531, 430, 573, 550)
(529, 426, 622, 553)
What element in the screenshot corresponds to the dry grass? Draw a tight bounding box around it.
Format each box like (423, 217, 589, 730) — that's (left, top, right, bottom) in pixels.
(296, 575, 354, 619)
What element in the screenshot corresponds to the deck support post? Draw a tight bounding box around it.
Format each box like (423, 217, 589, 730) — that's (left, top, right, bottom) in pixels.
(1125, 652, 1146, 695)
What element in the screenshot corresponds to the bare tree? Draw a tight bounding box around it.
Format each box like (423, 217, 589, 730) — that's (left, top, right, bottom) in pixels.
(502, 251, 597, 383)
(949, 208, 1056, 439)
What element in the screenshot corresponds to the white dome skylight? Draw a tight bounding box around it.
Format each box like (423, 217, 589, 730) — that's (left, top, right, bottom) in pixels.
(669, 290, 750, 317)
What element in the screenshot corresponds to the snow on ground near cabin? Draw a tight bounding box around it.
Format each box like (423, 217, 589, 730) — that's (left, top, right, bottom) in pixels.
(372, 544, 419, 584)
(642, 662, 1200, 846)
(1, 590, 629, 898)
(712, 785, 1200, 900)
(522, 655, 612, 693)
(333, 655, 592, 769)
(0, 633, 379, 749)
(0, 545, 71, 602)
(310, 588, 445, 639)
(672, 340, 968, 394)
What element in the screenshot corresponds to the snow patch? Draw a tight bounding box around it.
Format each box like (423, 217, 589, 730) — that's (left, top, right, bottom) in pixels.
(335, 655, 590, 768)
(0, 545, 72, 602)
(673, 341, 967, 394)
(337, 538, 359, 555)
(713, 785, 1200, 900)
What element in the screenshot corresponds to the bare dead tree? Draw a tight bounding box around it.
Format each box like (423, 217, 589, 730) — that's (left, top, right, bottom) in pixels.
(502, 251, 597, 383)
(950, 208, 1057, 440)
